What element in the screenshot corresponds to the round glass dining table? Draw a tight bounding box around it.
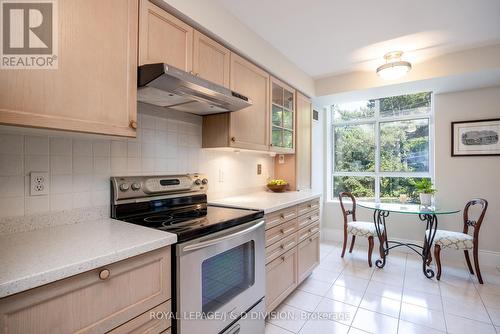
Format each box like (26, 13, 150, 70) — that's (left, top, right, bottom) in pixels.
(357, 202, 460, 279)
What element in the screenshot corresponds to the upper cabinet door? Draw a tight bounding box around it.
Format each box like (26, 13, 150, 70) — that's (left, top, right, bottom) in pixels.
(139, 0, 193, 71)
(0, 0, 138, 137)
(229, 53, 270, 151)
(296, 92, 312, 190)
(270, 77, 295, 154)
(193, 31, 230, 88)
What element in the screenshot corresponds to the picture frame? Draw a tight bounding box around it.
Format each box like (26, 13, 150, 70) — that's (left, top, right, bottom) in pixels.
(451, 118, 500, 156)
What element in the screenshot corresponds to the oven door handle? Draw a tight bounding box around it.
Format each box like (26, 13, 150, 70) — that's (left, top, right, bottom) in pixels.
(182, 220, 265, 252)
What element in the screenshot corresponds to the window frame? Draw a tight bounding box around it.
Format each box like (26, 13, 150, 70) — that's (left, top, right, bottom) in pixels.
(330, 94, 435, 202)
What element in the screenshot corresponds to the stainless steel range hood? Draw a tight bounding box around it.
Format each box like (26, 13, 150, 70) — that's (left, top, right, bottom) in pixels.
(137, 63, 252, 115)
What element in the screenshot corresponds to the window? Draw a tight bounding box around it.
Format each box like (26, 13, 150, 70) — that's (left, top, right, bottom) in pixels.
(331, 92, 433, 202)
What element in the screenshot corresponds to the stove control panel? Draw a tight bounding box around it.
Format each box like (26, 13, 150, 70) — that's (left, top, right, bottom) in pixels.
(111, 174, 207, 203)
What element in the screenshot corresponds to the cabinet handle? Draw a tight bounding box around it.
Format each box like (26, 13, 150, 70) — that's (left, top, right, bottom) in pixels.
(129, 120, 137, 129)
(280, 244, 285, 249)
(280, 256, 286, 261)
(280, 214, 285, 219)
(231, 137, 236, 142)
(99, 269, 110, 280)
(189, 71, 194, 75)
(270, 143, 273, 147)
(280, 228, 285, 234)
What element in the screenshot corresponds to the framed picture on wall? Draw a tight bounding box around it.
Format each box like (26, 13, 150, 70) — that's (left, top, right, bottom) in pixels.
(452, 118, 500, 156)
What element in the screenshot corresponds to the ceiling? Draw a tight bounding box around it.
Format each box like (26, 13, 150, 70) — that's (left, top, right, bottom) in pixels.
(213, 0, 500, 78)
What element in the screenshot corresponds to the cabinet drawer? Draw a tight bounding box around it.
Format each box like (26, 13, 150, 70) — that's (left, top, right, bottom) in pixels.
(265, 219, 297, 247)
(265, 233, 297, 264)
(0, 247, 171, 334)
(297, 198, 320, 217)
(298, 221, 320, 243)
(265, 206, 298, 230)
(109, 302, 171, 334)
(297, 209, 320, 230)
(266, 247, 298, 313)
(298, 233, 320, 283)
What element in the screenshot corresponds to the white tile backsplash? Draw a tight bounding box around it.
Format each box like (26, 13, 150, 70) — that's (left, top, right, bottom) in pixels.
(0, 111, 274, 220)
(25, 136, 48, 155)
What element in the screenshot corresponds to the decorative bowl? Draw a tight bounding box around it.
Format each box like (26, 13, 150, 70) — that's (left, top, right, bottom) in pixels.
(267, 184, 288, 193)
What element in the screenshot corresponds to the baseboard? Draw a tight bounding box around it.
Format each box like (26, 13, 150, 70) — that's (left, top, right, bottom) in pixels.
(321, 227, 500, 267)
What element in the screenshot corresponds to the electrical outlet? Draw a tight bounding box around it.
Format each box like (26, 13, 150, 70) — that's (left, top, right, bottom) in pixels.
(278, 154, 285, 164)
(30, 172, 49, 196)
(257, 164, 262, 175)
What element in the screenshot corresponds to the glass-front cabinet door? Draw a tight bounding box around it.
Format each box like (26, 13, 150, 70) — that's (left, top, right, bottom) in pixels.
(271, 77, 295, 153)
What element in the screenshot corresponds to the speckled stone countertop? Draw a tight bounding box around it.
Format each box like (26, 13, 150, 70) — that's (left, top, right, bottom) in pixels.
(209, 190, 321, 214)
(0, 219, 176, 298)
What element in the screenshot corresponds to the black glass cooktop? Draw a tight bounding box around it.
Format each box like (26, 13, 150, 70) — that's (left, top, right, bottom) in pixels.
(118, 205, 263, 243)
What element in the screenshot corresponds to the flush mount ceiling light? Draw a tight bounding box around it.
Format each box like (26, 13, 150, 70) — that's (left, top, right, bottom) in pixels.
(376, 51, 412, 80)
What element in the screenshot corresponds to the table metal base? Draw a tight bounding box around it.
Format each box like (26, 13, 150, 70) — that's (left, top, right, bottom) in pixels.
(373, 209, 438, 279)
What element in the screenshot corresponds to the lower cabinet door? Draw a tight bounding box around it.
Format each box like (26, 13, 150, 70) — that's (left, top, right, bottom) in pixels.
(0, 247, 171, 334)
(265, 247, 298, 313)
(297, 233, 320, 284)
(108, 302, 171, 334)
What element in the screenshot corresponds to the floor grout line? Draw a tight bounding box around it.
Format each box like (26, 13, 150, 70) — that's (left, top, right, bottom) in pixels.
(395, 252, 408, 333)
(267, 242, 500, 334)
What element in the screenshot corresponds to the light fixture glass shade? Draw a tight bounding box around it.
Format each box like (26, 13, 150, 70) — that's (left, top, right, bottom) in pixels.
(376, 51, 412, 80)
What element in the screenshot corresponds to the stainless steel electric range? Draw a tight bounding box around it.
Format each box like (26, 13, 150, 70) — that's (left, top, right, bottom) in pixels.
(110, 174, 265, 334)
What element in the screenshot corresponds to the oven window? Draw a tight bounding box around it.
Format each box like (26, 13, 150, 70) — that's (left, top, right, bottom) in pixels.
(202, 241, 255, 313)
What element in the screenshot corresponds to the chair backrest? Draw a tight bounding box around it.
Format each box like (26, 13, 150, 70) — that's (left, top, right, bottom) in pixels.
(339, 192, 357, 226)
(462, 198, 488, 240)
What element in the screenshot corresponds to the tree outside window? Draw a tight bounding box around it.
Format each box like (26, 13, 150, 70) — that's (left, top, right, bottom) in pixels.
(332, 92, 433, 203)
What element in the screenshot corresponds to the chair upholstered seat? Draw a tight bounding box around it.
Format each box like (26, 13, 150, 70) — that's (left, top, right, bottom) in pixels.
(347, 221, 383, 237)
(426, 229, 474, 250)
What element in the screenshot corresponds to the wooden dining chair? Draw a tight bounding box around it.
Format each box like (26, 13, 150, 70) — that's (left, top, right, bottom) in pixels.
(427, 199, 488, 283)
(339, 192, 385, 267)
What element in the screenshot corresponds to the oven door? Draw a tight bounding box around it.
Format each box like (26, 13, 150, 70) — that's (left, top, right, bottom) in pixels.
(176, 219, 265, 334)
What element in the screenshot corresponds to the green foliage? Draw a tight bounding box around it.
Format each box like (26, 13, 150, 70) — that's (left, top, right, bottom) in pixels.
(380, 92, 431, 117)
(333, 92, 431, 201)
(413, 178, 436, 195)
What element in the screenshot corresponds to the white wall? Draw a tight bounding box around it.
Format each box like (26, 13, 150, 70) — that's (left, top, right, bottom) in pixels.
(0, 107, 273, 220)
(321, 85, 500, 255)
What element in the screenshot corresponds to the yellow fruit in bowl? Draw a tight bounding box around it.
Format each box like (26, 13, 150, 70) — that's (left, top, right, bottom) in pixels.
(267, 179, 287, 186)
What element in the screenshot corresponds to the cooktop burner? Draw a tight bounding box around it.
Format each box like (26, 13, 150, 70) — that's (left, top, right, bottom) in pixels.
(110, 174, 264, 242)
(121, 206, 262, 242)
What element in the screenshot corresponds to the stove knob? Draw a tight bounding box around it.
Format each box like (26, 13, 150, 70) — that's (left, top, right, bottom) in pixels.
(194, 179, 202, 185)
(119, 183, 130, 191)
(131, 183, 141, 191)
(202, 178, 208, 185)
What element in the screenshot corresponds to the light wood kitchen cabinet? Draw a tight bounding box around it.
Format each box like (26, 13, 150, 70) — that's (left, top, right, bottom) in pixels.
(297, 233, 320, 283)
(266, 247, 298, 313)
(0, 0, 138, 137)
(264, 198, 320, 313)
(273, 92, 312, 190)
(193, 31, 230, 88)
(0, 247, 171, 334)
(202, 53, 270, 151)
(139, 0, 193, 71)
(228, 53, 270, 151)
(108, 302, 171, 334)
(296, 92, 312, 189)
(270, 77, 296, 153)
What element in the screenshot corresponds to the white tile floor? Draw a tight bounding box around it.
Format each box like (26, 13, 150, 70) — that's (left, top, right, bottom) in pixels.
(265, 241, 500, 334)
